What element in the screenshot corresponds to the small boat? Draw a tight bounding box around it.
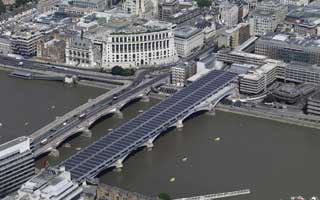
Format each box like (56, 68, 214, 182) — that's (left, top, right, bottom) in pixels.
(51, 105, 55, 109)
(108, 128, 113, 131)
(182, 157, 188, 162)
(214, 137, 220, 142)
(0, 123, 2, 127)
(169, 177, 175, 182)
(138, 110, 144, 113)
(75, 147, 82, 151)
(24, 122, 29, 126)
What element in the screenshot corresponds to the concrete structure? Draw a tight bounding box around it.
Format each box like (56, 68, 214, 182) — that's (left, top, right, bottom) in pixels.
(249, 9, 278, 36)
(59, 70, 237, 181)
(255, 33, 320, 65)
(174, 25, 204, 57)
(81, 13, 177, 68)
(239, 62, 278, 94)
(68, 0, 111, 11)
(280, 0, 309, 6)
(11, 30, 43, 57)
(307, 90, 320, 116)
(0, 37, 12, 55)
(221, 23, 250, 49)
(122, 0, 145, 16)
(31, 74, 168, 157)
(195, 20, 216, 42)
(4, 167, 82, 200)
(272, 83, 315, 104)
(37, 0, 60, 13)
(0, 137, 34, 198)
(170, 63, 196, 86)
(37, 38, 66, 64)
(219, 1, 239, 27)
(164, 7, 202, 25)
(158, 0, 179, 20)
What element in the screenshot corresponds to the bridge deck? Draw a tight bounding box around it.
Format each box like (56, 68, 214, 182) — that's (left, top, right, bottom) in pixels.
(59, 70, 237, 181)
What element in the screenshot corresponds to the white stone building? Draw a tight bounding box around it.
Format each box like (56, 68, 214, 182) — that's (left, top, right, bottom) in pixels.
(174, 25, 204, 58)
(219, 1, 239, 27)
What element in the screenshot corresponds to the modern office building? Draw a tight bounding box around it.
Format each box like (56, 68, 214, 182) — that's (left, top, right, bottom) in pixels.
(11, 30, 43, 57)
(170, 63, 196, 86)
(0, 137, 34, 198)
(255, 33, 320, 65)
(239, 62, 278, 94)
(68, 0, 111, 11)
(4, 167, 82, 200)
(222, 23, 250, 49)
(174, 25, 204, 57)
(307, 90, 320, 116)
(0, 37, 12, 55)
(219, 1, 239, 27)
(164, 7, 202, 25)
(217, 50, 269, 66)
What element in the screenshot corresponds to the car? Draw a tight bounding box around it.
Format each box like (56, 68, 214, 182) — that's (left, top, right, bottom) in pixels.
(63, 122, 67, 126)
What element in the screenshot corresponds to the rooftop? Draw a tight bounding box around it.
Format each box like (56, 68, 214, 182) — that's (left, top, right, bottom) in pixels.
(174, 25, 202, 39)
(309, 90, 320, 102)
(258, 32, 320, 48)
(0, 136, 30, 153)
(286, 6, 320, 19)
(253, 9, 276, 17)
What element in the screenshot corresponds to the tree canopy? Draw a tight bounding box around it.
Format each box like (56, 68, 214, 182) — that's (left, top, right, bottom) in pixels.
(158, 193, 172, 200)
(111, 66, 135, 76)
(0, 0, 6, 14)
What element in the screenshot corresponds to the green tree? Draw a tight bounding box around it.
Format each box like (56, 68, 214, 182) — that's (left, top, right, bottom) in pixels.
(0, 0, 6, 14)
(111, 65, 124, 75)
(196, 0, 212, 8)
(158, 193, 172, 200)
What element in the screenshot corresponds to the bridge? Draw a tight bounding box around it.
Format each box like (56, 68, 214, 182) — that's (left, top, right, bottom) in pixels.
(174, 189, 251, 200)
(58, 70, 238, 181)
(31, 74, 169, 157)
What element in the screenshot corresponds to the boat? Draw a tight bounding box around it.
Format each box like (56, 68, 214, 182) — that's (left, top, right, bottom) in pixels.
(0, 123, 3, 127)
(51, 105, 55, 109)
(24, 122, 29, 126)
(182, 157, 188, 162)
(108, 128, 113, 131)
(75, 147, 82, 151)
(138, 110, 144, 113)
(169, 177, 175, 182)
(214, 137, 220, 142)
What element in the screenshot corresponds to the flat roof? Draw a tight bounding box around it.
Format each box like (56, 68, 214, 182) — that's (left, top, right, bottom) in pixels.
(174, 25, 202, 39)
(0, 136, 29, 152)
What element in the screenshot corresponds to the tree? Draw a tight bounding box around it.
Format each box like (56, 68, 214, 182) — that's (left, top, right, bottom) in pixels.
(158, 193, 172, 200)
(196, 0, 212, 8)
(0, 0, 6, 14)
(111, 66, 135, 76)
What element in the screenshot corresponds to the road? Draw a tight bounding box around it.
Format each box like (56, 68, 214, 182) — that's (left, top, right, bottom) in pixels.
(31, 73, 169, 156)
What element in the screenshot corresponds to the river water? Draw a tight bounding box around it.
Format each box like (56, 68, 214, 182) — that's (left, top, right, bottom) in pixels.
(1, 70, 320, 200)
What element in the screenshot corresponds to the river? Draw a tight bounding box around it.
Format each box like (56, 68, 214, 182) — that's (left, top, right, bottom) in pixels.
(0, 70, 319, 200)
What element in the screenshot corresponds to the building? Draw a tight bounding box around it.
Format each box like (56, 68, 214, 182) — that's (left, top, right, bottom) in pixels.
(280, 0, 309, 6)
(164, 7, 202, 25)
(255, 33, 320, 65)
(307, 90, 320, 116)
(239, 62, 278, 94)
(158, 0, 179, 20)
(285, 6, 320, 36)
(195, 20, 216, 42)
(4, 167, 82, 200)
(174, 25, 204, 57)
(272, 83, 316, 104)
(256, 0, 287, 19)
(219, 1, 239, 27)
(37, 0, 60, 13)
(0, 37, 12, 54)
(217, 50, 269, 66)
(2, 0, 15, 5)
(65, 36, 100, 68)
(277, 62, 320, 84)
(249, 9, 278, 36)
(37, 38, 66, 64)
(122, 0, 145, 16)
(81, 13, 177, 68)
(68, 0, 111, 11)
(0, 137, 34, 198)
(10, 30, 43, 57)
(170, 63, 196, 86)
(222, 22, 250, 48)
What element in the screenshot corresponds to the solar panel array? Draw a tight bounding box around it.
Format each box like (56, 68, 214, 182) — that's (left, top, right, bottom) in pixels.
(59, 70, 237, 181)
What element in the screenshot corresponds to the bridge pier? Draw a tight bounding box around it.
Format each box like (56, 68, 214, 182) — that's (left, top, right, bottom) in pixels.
(114, 159, 123, 172)
(49, 149, 60, 157)
(140, 94, 150, 103)
(176, 119, 183, 129)
(113, 108, 123, 119)
(81, 127, 92, 138)
(144, 139, 154, 151)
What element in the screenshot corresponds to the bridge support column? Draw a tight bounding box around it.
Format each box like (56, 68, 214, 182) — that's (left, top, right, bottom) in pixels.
(49, 149, 60, 157)
(113, 108, 123, 119)
(145, 139, 154, 151)
(140, 95, 150, 103)
(114, 159, 123, 172)
(176, 119, 183, 129)
(81, 127, 92, 138)
(206, 108, 216, 116)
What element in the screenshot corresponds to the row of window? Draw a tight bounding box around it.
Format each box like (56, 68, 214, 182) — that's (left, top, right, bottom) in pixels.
(111, 32, 169, 43)
(111, 40, 170, 53)
(68, 50, 90, 58)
